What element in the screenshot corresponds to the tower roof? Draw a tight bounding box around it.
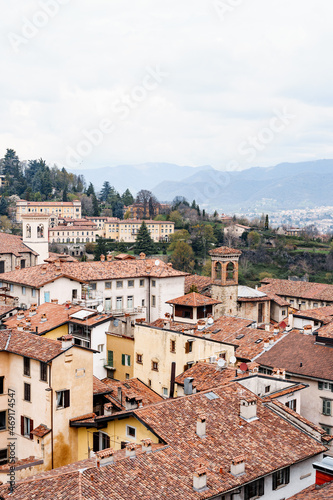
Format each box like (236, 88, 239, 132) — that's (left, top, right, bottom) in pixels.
(209, 246, 242, 257)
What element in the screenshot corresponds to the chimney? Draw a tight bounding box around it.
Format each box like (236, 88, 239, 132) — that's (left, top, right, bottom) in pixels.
(141, 439, 153, 453)
(100, 254, 105, 262)
(304, 324, 312, 334)
(265, 324, 270, 332)
(280, 368, 286, 379)
(125, 396, 139, 411)
(17, 310, 25, 320)
(51, 299, 58, 304)
(125, 443, 136, 459)
(193, 465, 207, 492)
(104, 403, 112, 416)
(15, 265, 20, 271)
(106, 254, 113, 261)
(288, 313, 294, 329)
(29, 306, 37, 317)
(60, 335, 74, 350)
(240, 397, 258, 422)
(272, 367, 281, 379)
(95, 448, 115, 467)
(17, 322, 24, 331)
(184, 377, 194, 395)
(269, 336, 274, 345)
(167, 262, 173, 268)
(196, 415, 206, 438)
(40, 313, 47, 323)
(117, 387, 123, 406)
(273, 326, 279, 335)
(263, 338, 269, 350)
(139, 252, 146, 260)
(231, 455, 245, 476)
(125, 315, 132, 336)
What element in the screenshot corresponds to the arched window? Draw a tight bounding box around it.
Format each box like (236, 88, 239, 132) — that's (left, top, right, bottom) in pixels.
(215, 262, 222, 281)
(226, 262, 235, 281)
(37, 224, 44, 238)
(26, 224, 31, 238)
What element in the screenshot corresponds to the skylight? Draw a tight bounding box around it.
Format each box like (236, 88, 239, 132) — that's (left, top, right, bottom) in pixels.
(205, 392, 219, 400)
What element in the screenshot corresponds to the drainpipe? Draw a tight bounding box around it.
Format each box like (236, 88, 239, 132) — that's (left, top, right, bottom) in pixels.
(46, 365, 54, 469)
(148, 277, 151, 323)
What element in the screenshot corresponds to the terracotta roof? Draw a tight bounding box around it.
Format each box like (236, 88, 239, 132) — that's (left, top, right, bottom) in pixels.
(0, 382, 327, 500)
(293, 305, 333, 324)
(0, 258, 188, 288)
(257, 331, 333, 381)
(50, 225, 97, 231)
(45, 253, 78, 263)
(166, 292, 221, 307)
(0, 305, 17, 317)
(93, 377, 112, 396)
(0, 329, 65, 362)
(0, 456, 43, 473)
(184, 274, 213, 295)
(0, 232, 38, 257)
(175, 362, 240, 391)
(150, 316, 284, 361)
(260, 278, 333, 302)
(100, 378, 164, 409)
(19, 200, 79, 206)
(287, 482, 333, 499)
(31, 424, 51, 438)
(209, 246, 242, 256)
(263, 290, 290, 307)
(114, 254, 136, 260)
(4, 303, 83, 334)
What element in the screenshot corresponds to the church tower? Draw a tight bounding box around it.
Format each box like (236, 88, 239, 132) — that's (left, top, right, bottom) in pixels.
(209, 246, 242, 317)
(22, 214, 50, 265)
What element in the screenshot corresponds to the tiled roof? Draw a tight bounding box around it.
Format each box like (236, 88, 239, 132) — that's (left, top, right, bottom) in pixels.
(175, 362, 240, 391)
(262, 290, 290, 307)
(209, 246, 242, 256)
(114, 254, 136, 260)
(0, 305, 17, 318)
(166, 292, 221, 307)
(50, 225, 97, 231)
(31, 424, 51, 438)
(0, 382, 327, 500)
(4, 303, 83, 334)
(45, 253, 78, 263)
(150, 316, 284, 361)
(0, 258, 188, 288)
(0, 329, 65, 362)
(184, 274, 213, 295)
(0, 232, 38, 257)
(0, 456, 43, 473)
(257, 331, 333, 381)
(287, 482, 333, 499)
(100, 378, 164, 409)
(93, 377, 112, 395)
(19, 200, 78, 206)
(260, 278, 333, 302)
(293, 305, 333, 324)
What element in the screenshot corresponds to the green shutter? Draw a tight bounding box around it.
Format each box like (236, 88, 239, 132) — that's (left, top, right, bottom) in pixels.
(128, 355, 131, 366)
(122, 354, 125, 366)
(108, 350, 114, 367)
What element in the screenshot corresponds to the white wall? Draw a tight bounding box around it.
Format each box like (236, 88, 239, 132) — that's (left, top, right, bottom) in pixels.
(90, 321, 112, 379)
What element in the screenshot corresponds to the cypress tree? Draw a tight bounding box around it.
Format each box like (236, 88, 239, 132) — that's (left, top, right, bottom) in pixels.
(133, 221, 156, 255)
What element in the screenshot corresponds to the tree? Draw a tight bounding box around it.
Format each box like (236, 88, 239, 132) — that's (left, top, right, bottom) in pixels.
(265, 215, 269, 230)
(136, 190, 159, 219)
(168, 210, 183, 228)
(168, 230, 191, 251)
(191, 224, 216, 258)
(100, 181, 111, 202)
(0, 197, 8, 216)
(86, 182, 95, 197)
(121, 188, 134, 206)
(62, 185, 68, 202)
(133, 221, 156, 255)
(113, 201, 124, 219)
(124, 209, 131, 219)
(92, 194, 100, 216)
(248, 230, 261, 248)
(170, 241, 195, 272)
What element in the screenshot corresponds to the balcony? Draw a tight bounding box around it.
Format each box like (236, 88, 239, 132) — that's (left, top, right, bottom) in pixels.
(107, 306, 145, 317)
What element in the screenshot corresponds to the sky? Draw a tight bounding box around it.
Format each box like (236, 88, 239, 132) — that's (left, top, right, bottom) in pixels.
(2, 0, 333, 173)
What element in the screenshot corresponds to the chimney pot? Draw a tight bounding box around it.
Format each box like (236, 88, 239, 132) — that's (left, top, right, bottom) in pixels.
(184, 377, 194, 396)
(231, 455, 246, 476)
(193, 465, 207, 492)
(141, 439, 153, 453)
(100, 254, 105, 262)
(240, 397, 258, 422)
(125, 443, 136, 459)
(196, 415, 206, 438)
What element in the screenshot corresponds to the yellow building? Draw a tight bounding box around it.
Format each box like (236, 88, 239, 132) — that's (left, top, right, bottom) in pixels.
(16, 199, 82, 223)
(0, 330, 94, 479)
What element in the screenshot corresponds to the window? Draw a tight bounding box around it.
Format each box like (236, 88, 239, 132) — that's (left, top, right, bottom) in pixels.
(24, 383, 31, 402)
(40, 362, 47, 382)
(318, 381, 333, 391)
(116, 297, 123, 310)
(320, 424, 332, 435)
(93, 431, 110, 452)
(56, 390, 70, 409)
(151, 295, 156, 307)
(264, 385, 270, 393)
(72, 289, 77, 300)
(116, 281, 123, 288)
(185, 341, 193, 354)
(21, 260, 26, 269)
(152, 360, 159, 371)
(136, 353, 143, 364)
(323, 399, 332, 416)
(0, 411, 6, 431)
(0, 449, 7, 465)
(152, 280, 156, 287)
(0, 376, 3, 394)
(285, 399, 297, 411)
(139, 279, 145, 287)
(32, 289, 36, 298)
(142, 299, 145, 307)
(272, 467, 290, 490)
(126, 425, 136, 438)
(170, 340, 176, 353)
(21, 416, 33, 439)
(244, 478, 264, 500)
(122, 354, 131, 366)
(23, 357, 30, 376)
(313, 303, 318, 308)
(0, 262, 4, 274)
(281, 310, 286, 316)
(127, 296, 133, 309)
(107, 350, 114, 367)
(105, 282, 111, 289)
(162, 387, 168, 397)
(90, 283, 97, 291)
(128, 280, 134, 288)
(22, 286, 26, 296)
(98, 344, 104, 353)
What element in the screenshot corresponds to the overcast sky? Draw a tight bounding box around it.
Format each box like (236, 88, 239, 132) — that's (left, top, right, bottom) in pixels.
(2, 0, 333, 172)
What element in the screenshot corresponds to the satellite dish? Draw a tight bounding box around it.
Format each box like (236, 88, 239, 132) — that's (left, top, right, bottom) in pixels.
(113, 319, 119, 327)
(240, 362, 248, 372)
(217, 358, 226, 367)
(155, 260, 160, 266)
(97, 305, 103, 313)
(207, 317, 214, 325)
(230, 356, 237, 364)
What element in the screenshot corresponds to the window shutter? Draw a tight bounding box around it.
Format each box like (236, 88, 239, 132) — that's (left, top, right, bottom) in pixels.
(184, 365, 188, 372)
(106, 434, 110, 448)
(108, 350, 113, 367)
(21, 416, 24, 436)
(258, 478, 264, 496)
(330, 383, 333, 392)
(328, 400, 332, 415)
(64, 390, 70, 408)
(185, 342, 189, 354)
(93, 432, 99, 452)
(244, 485, 249, 500)
(29, 419, 34, 440)
(272, 472, 277, 490)
(122, 354, 125, 366)
(285, 467, 290, 484)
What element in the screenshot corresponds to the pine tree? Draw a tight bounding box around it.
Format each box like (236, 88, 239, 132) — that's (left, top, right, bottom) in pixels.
(133, 221, 156, 255)
(265, 214, 269, 230)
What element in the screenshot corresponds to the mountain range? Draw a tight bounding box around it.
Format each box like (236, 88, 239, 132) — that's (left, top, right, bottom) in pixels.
(70, 160, 333, 212)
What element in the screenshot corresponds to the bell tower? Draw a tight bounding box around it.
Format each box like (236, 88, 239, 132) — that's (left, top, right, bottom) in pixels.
(22, 214, 50, 265)
(209, 246, 242, 317)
